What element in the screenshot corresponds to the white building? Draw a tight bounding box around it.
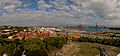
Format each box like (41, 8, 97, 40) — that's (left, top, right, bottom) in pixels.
(8, 36, 13, 39)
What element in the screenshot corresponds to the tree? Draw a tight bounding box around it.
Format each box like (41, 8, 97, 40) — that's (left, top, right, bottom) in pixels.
(13, 45, 23, 56)
(0, 46, 4, 56)
(44, 37, 67, 51)
(1, 34, 8, 38)
(2, 43, 17, 56)
(23, 38, 46, 56)
(0, 38, 5, 46)
(72, 37, 77, 41)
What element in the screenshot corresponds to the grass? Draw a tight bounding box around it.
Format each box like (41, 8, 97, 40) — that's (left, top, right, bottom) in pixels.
(107, 46, 120, 54)
(75, 43, 100, 56)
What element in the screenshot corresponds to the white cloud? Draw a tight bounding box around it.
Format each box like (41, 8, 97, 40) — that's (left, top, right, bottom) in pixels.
(0, 0, 22, 5)
(4, 5, 16, 13)
(37, 0, 52, 10)
(70, 5, 81, 13)
(0, 0, 22, 14)
(0, 9, 102, 26)
(70, 0, 120, 25)
(38, 4, 52, 10)
(0, 0, 120, 26)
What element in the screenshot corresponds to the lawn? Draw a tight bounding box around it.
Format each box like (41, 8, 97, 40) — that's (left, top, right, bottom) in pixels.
(74, 43, 100, 56)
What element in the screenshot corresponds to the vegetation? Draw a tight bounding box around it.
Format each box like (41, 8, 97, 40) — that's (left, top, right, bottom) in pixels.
(22, 38, 46, 56)
(1, 35, 120, 56)
(0, 34, 8, 38)
(72, 37, 120, 47)
(44, 37, 67, 51)
(0, 37, 67, 56)
(75, 43, 100, 56)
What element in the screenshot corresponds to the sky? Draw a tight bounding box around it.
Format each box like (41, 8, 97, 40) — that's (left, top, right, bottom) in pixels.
(0, 0, 120, 26)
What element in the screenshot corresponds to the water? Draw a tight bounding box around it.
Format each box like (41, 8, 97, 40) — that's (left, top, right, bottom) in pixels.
(64, 27, 120, 33)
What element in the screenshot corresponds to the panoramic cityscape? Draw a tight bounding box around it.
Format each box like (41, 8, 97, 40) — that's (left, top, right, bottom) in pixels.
(0, 0, 120, 56)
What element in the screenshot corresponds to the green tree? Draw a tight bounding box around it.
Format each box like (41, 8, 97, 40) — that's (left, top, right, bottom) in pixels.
(2, 43, 16, 56)
(23, 38, 46, 56)
(0, 46, 4, 56)
(44, 37, 67, 51)
(1, 34, 8, 38)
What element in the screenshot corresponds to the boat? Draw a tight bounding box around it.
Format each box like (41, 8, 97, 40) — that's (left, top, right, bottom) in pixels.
(109, 27, 120, 30)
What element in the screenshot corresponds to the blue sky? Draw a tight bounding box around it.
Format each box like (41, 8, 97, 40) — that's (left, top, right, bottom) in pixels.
(20, 0, 97, 17)
(0, 0, 119, 26)
(0, 0, 98, 18)
(19, 0, 39, 10)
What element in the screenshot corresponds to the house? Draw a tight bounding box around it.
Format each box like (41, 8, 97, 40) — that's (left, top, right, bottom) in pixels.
(3, 29, 11, 32)
(4, 38, 14, 41)
(68, 35, 80, 39)
(8, 36, 13, 39)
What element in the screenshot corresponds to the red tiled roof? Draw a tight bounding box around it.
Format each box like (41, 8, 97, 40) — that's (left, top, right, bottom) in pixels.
(69, 35, 80, 38)
(4, 38, 14, 41)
